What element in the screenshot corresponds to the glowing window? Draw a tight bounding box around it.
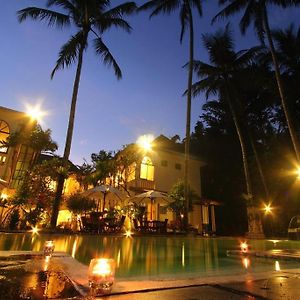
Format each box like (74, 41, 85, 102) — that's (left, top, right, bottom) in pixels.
(0, 120, 9, 153)
(140, 156, 154, 181)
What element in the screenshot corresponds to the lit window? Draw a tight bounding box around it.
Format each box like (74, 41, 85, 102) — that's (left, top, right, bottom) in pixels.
(161, 160, 168, 167)
(140, 156, 154, 181)
(0, 120, 9, 153)
(175, 163, 181, 170)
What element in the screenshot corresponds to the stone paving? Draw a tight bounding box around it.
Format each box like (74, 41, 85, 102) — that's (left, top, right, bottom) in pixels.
(1, 251, 300, 299)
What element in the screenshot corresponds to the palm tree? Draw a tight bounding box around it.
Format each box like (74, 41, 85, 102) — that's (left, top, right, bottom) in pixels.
(213, 0, 300, 162)
(138, 0, 203, 226)
(192, 26, 264, 237)
(18, 0, 137, 228)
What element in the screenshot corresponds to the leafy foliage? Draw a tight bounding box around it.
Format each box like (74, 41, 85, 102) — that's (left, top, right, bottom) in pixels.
(67, 193, 96, 214)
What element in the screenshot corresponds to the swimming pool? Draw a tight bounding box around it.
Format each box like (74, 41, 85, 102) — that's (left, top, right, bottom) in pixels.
(1, 233, 300, 280)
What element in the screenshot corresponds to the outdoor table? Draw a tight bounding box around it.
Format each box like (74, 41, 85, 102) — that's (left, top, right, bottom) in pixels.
(142, 220, 165, 233)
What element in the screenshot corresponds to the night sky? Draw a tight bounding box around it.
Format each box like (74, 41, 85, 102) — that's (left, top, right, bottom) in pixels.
(0, 1, 299, 164)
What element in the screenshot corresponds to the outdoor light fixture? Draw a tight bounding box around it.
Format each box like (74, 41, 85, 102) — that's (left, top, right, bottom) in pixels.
(0, 193, 8, 200)
(43, 240, 55, 257)
(263, 203, 273, 214)
(25, 103, 47, 122)
(124, 230, 132, 238)
(88, 258, 116, 295)
(31, 225, 39, 235)
(240, 242, 248, 253)
(137, 134, 154, 151)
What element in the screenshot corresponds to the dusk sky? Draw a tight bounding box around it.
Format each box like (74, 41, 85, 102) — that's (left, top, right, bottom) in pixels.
(1, 1, 299, 164)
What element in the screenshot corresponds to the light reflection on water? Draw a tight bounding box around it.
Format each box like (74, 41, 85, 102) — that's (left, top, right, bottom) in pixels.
(1, 233, 300, 279)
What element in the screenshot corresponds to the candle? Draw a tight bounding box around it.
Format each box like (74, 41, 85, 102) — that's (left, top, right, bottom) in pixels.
(88, 258, 115, 295)
(240, 241, 248, 253)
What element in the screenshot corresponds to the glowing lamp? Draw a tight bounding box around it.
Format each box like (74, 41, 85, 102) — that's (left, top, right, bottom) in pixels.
(137, 134, 154, 151)
(124, 230, 132, 238)
(88, 258, 116, 295)
(31, 226, 39, 235)
(43, 240, 55, 257)
(25, 103, 47, 122)
(0, 193, 8, 200)
(240, 242, 248, 253)
(263, 203, 273, 214)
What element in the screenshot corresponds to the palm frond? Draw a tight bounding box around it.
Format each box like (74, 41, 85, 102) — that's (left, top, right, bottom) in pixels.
(94, 17, 132, 34)
(94, 38, 122, 79)
(17, 7, 70, 28)
(102, 2, 137, 18)
(179, 4, 189, 43)
(138, 0, 180, 18)
(190, 0, 203, 17)
(212, 0, 247, 24)
(46, 0, 76, 12)
(51, 31, 85, 78)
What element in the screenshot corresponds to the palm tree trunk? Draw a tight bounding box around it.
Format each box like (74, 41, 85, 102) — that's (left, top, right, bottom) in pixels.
(184, 4, 194, 229)
(249, 132, 270, 199)
(225, 84, 264, 237)
(50, 42, 85, 228)
(262, 5, 300, 162)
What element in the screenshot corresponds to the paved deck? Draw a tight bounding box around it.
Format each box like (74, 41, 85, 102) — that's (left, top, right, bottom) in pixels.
(1, 251, 300, 299)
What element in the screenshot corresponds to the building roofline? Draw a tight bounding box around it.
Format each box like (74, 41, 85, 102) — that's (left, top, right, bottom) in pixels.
(0, 106, 26, 115)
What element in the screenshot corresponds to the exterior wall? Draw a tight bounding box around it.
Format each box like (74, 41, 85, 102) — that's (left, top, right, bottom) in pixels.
(150, 149, 203, 195)
(0, 106, 34, 191)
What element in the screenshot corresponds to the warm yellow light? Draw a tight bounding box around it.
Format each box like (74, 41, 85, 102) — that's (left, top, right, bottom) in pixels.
(92, 259, 112, 276)
(240, 241, 248, 253)
(31, 225, 39, 235)
(124, 230, 132, 238)
(25, 103, 47, 122)
(0, 193, 8, 200)
(297, 167, 300, 180)
(242, 257, 250, 269)
(263, 203, 273, 214)
(275, 261, 281, 271)
(137, 134, 154, 151)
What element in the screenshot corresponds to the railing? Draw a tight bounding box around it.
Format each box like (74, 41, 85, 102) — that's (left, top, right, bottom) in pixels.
(128, 178, 155, 191)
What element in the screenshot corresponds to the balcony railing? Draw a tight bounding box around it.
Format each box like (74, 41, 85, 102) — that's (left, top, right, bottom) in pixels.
(128, 178, 155, 191)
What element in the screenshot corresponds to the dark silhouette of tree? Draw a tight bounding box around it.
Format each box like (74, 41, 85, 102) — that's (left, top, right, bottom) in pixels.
(213, 0, 300, 161)
(191, 26, 264, 236)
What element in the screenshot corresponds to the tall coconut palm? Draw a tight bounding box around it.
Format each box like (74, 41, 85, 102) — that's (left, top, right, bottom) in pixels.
(138, 0, 203, 226)
(213, 0, 300, 162)
(18, 0, 137, 228)
(192, 26, 264, 237)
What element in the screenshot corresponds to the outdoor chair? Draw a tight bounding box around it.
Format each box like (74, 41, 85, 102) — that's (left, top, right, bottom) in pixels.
(133, 218, 145, 232)
(81, 216, 98, 233)
(158, 219, 168, 233)
(112, 215, 126, 233)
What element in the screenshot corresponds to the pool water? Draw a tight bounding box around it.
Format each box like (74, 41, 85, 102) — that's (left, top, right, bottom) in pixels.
(1, 233, 300, 280)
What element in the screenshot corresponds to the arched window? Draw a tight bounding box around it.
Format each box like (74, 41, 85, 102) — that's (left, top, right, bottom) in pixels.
(0, 120, 9, 153)
(140, 156, 154, 181)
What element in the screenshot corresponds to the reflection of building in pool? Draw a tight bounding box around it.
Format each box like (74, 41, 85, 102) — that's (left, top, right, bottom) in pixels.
(116, 135, 220, 234)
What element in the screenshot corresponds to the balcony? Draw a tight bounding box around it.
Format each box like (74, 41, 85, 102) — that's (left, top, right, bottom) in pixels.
(128, 178, 155, 191)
